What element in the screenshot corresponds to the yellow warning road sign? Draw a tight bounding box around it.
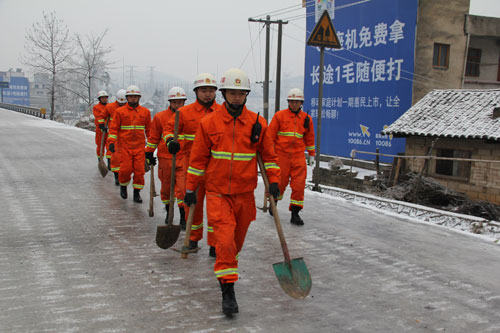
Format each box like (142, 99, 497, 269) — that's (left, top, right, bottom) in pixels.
(307, 10, 341, 49)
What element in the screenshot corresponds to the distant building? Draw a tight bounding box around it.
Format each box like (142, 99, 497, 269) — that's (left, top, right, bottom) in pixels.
(30, 73, 50, 110)
(0, 68, 30, 106)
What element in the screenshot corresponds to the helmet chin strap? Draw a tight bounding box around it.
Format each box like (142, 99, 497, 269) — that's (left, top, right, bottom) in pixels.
(221, 91, 247, 117)
(289, 106, 302, 114)
(128, 102, 138, 108)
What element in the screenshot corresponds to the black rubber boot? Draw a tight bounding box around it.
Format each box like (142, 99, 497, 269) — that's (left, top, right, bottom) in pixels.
(188, 240, 198, 250)
(114, 172, 119, 186)
(164, 205, 170, 224)
(209, 246, 216, 258)
(179, 206, 186, 230)
(107, 158, 111, 171)
(120, 185, 127, 199)
(290, 206, 304, 226)
(133, 189, 142, 203)
(220, 282, 238, 315)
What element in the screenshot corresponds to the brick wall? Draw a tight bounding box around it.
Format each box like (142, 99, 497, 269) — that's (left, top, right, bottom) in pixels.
(405, 137, 500, 204)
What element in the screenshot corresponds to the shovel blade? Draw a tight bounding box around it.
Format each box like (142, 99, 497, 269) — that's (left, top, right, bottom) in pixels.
(155, 225, 181, 249)
(273, 257, 312, 299)
(98, 161, 108, 177)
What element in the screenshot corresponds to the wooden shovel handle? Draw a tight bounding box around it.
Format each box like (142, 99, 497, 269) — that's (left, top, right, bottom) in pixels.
(149, 165, 155, 217)
(181, 201, 196, 259)
(167, 110, 180, 226)
(257, 153, 291, 264)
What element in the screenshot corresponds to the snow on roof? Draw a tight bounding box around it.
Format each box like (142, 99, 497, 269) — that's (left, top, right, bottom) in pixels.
(382, 89, 500, 141)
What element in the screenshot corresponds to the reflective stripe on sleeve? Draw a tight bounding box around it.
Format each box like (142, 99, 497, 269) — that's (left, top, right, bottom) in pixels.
(187, 166, 205, 176)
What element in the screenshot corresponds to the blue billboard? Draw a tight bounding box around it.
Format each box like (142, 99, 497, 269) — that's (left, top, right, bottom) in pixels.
(304, 0, 418, 162)
(1, 77, 30, 106)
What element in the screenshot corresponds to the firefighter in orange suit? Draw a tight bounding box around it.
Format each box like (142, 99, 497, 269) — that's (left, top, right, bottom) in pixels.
(184, 68, 280, 316)
(145, 87, 187, 228)
(93, 90, 108, 161)
(164, 73, 220, 256)
(268, 88, 315, 225)
(98, 89, 127, 185)
(107, 85, 151, 203)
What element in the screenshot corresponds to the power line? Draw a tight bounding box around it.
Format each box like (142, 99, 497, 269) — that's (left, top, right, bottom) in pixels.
(240, 24, 265, 69)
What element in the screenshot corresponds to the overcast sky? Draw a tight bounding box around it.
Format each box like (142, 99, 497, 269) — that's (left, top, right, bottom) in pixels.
(1, 0, 499, 85)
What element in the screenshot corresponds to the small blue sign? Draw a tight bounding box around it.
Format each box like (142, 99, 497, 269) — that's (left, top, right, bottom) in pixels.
(304, 0, 418, 162)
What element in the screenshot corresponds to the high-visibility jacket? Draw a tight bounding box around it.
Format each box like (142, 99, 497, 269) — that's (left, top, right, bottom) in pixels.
(146, 106, 180, 159)
(99, 101, 122, 125)
(186, 103, 280, 195)
(93, 102, 107, 128)
(163, 100, 220, 156)
(108, 104, 151, 149)
(268, 108, 315, 157)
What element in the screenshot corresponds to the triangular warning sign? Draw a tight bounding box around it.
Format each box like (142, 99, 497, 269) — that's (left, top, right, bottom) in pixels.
(307, 10, 341, 49)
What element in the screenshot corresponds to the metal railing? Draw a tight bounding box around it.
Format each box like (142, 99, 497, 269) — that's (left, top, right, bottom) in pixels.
(0, 102, 46, 119)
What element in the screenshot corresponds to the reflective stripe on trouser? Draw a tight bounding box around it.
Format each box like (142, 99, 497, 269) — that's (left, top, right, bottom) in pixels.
(118, 147, 146, 189)
(277, 153, 306, 211)
(158, 156, 185, 207)
(95, 129, 108, 157)
(110, 142, 120, 172)
(208, 190, 256, 284)
(184, 181, 215, 245)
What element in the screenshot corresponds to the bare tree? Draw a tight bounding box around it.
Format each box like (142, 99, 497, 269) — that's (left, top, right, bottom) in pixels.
(21, 11, 72, 120)
(64, 29, 113, 116)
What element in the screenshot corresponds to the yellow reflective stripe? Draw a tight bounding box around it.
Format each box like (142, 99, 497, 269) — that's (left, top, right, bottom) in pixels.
(164, 133, 174, 142)
(146, 142, 157, 149)
(207, 226, 214, 233)
(178, 134, 185, 140)
(108, 134, 117, 139)
(105, 154, 111, 158)
(162, 199, 170, 204)
(133, 184, 144, 189)
(119, 181, 130, 186)
(306, 146, 315, 150)
(214, 268, 238, 278)
(264, 162, 279, 170)
(111, 167, 120, 172)
(290, 199, 303, 206)
(277, 131, 303, 138)
(187, 166, 205, 176)
(236, 252, 240, 261)
(98, 119, 105, 123)
(211, 150, 232, 160)
(184, 134, 195, 141)
(177, 199, 184, 204)
(191, 222, 203, 230)
(233, 152, 255, 161)
(120, 125, 145, 130)
(278, 194, 284, 200)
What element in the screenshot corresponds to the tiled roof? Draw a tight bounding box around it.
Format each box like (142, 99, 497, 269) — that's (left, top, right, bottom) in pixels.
(382, 89, 500, 141)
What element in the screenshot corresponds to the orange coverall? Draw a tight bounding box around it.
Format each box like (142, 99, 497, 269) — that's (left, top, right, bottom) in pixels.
(163, 100, 220, 246)
(269, 108, 315, 211)
(93, 103, 107, 158)
(99, 101, 122, 171)
(108, 104, 151, 189)
(186, 103, 280, 284)
(146, 106, 185, 207)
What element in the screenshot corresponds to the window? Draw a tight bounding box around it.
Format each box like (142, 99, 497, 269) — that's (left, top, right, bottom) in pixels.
(433, 43, 450, 69)
(435, 149, 471, 179)
(465, 48, 481, 77)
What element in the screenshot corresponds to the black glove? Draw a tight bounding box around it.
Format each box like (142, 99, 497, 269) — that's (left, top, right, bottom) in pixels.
(99, 123, 106, 131)
(184, 191, 197, 206)
(166, 137, 180, 154)
(251, 113, 262, 143)
(304, 115, 310, 129)
(145, 152, 156, 166)
(109, 143, 115, 153)
(269, 182, 280, 199)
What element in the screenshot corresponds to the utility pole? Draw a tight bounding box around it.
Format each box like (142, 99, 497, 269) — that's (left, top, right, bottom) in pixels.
(248, 16, 288, 122)
(127, 65, 135, 85)
(275, 20, 285, 113)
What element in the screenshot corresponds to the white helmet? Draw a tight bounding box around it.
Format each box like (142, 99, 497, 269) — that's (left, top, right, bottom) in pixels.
(116, 89, 127, 104)
(219, 68, 251, 92)
(167, 87, 187, 101)
(193, 73, 217, 90)
(287, 88, 304, 101)
(97, 90, 108, 99)
(126, 85, 141, 96)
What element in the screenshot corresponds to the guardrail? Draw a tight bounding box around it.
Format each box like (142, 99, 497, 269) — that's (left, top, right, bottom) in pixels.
(0, 102, 46, 119)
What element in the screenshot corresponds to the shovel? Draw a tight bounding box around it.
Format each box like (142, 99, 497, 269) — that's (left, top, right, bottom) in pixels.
(155, 110, 181, 249)
(148, 164, 155, 217)
(97, 120, 108, 177)
(257, 153, 312, 299)
(170, 200, 200, 258)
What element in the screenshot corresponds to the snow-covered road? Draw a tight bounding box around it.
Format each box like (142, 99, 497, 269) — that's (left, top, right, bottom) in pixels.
(1, 108, 500, 332)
